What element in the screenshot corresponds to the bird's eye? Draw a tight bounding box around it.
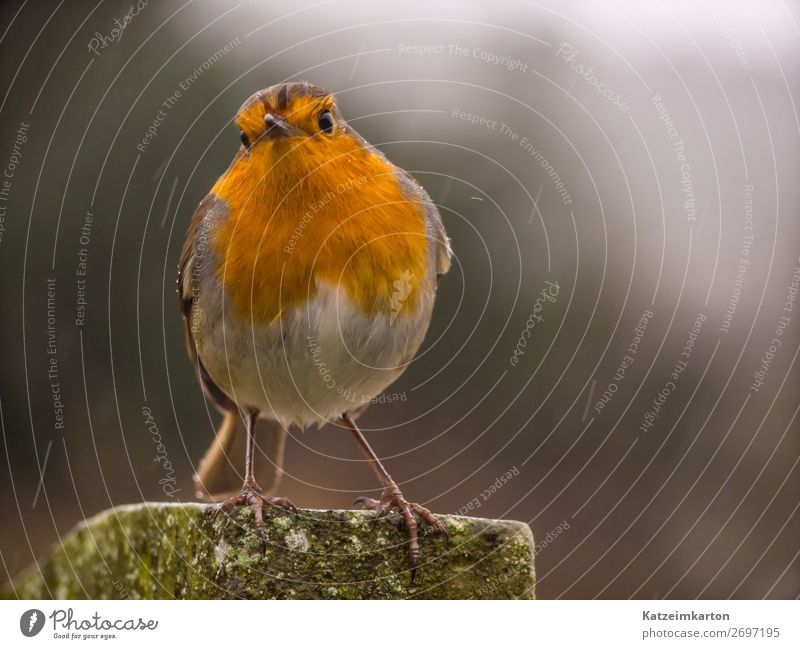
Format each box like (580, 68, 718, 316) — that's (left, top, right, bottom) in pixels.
(240, 131, 250, 149)
(317, 110, 334, 134)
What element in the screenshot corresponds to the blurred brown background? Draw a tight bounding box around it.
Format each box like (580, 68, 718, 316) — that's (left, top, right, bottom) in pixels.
(0, 0, 798, 598)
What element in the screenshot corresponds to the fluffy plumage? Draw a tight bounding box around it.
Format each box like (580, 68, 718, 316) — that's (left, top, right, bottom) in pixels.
(178, 81, 451, 496)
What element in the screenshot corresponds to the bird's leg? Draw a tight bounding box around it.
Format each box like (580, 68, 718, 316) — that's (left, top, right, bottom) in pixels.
(215, 410, 296, 541)
(342, 412, 446, 581)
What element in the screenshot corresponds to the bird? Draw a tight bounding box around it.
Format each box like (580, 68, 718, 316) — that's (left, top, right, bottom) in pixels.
(177, 81, 452, 577)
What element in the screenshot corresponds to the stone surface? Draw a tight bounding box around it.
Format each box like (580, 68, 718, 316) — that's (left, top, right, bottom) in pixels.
(3, 503, 535, 599)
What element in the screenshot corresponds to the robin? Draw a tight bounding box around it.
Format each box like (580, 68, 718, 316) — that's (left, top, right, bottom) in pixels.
(178, 81, 452, 576)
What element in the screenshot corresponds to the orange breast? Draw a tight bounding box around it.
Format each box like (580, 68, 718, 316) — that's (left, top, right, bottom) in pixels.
(210, 136, 429, 325)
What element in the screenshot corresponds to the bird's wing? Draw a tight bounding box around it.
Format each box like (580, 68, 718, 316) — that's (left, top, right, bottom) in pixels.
(393, 168, 452, 282)
(177, 193, 235, 412)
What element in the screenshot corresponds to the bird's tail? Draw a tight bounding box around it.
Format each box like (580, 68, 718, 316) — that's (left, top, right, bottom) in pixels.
(193, 410, 287, 502)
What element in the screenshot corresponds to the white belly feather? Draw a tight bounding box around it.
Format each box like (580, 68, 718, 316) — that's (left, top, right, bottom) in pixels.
(194, 276, 433, 428)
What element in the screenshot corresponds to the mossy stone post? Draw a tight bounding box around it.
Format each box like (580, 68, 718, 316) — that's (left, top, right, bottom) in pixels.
(3, 503, 535, 599)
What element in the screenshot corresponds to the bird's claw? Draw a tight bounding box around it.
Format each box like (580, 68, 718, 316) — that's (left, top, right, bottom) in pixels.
(355, 484, 446, 585)
(216, 481, 298, 542)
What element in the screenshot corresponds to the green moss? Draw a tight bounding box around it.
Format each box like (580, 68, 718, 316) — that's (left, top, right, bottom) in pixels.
(271, 516, 293, 532)
(2, 503, 535, 600)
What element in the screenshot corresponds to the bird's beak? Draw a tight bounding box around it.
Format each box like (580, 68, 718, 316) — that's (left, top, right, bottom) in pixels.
(263, 113, 296, 139)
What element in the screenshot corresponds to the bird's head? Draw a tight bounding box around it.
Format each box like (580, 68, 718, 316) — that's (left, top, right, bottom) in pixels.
(234, 82, 353, 155)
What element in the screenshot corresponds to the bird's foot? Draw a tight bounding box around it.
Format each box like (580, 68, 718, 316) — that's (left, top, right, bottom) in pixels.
(213, 479, 297, 542)
(354, 483, 447, 583)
